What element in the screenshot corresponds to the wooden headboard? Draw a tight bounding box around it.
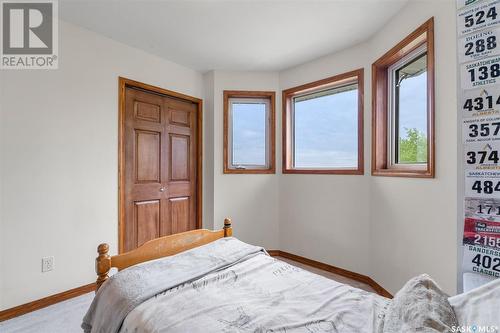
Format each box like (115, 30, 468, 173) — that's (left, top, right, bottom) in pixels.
(95, 218, 233, 291)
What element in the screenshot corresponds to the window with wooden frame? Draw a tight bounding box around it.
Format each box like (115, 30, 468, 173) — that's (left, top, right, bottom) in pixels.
(372, 18, 435, 178)
(223, 91, 275, 174)
(282, 69, 364, 174)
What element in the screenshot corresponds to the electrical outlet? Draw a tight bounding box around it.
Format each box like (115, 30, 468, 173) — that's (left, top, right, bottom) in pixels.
(42, 256, 54, 273)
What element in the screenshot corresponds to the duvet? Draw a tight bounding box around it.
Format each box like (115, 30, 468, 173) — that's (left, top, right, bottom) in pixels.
(82, 237, 389, 333)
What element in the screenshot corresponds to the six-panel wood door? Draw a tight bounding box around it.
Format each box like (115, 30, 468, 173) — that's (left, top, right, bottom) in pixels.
(123, 87, 198, 252)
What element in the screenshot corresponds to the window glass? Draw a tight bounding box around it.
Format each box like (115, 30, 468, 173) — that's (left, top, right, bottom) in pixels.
(231, 101, 267, 167)
(371, 18, 433, 177)
(394, 52, 428, 164)
(293, 84, 358, 168)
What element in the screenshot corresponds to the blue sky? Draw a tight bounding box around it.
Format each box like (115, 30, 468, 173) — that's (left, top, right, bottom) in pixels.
(232, 103, 267, 165)
(294, 88, 358, 168)
(398, 72, 428, 137)
(231, 73, 427, 168)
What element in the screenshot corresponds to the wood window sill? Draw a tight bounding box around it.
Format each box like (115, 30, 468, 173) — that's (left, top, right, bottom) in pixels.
(372, 168, 434, 178)
(223, 168, 275, 174)
(283, 168, 364, 175)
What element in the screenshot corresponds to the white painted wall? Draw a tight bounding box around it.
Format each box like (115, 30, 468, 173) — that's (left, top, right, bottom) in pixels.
(209, 71, 280, 250)
(279, 0, 458, 294)
(203, 72, 216, 231)
(368, 0, 458, 295)
(0, 21, 204, 310)
(279, 42, 373, 276)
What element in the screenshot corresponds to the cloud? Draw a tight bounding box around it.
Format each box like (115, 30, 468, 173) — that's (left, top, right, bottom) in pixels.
(293, 89, 358, 167)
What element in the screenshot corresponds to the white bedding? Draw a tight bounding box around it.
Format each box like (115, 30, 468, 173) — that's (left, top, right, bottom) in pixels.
(83, 237, 390, 333)
(120, 252, 389, 333)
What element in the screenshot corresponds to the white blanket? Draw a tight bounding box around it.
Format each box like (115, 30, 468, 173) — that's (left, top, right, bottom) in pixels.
(84, 237, 389, 333)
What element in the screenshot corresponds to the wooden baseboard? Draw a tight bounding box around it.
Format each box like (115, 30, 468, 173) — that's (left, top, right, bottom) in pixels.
(266, 250, 280, 256)
(269, 250, 393, 298)
(0, 283, 95, 322)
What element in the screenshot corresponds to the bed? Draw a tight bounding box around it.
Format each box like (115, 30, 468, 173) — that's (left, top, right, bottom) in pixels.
(82, 219, 498, 333)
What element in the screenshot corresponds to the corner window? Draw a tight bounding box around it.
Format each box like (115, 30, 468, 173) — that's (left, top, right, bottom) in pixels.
(223, 91, 275, 174)
(283, 69, 364, 174)
(372, 18, 434, 177)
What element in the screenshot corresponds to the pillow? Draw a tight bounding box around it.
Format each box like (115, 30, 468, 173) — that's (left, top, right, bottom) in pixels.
(448, 277, 500, 328)
(383, 274, 458, 333)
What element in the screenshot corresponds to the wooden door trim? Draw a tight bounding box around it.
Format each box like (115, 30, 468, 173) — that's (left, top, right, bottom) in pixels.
(118, 77, 203, 254)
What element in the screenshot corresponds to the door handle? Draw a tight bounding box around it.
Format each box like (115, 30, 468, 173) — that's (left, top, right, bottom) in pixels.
(159, 187, 166, 192)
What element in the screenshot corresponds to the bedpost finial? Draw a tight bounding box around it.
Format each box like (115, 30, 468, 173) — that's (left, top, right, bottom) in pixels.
(223, 218, 232, 237)
(96, 243, 111, 293)
(98, 243, 109, 255)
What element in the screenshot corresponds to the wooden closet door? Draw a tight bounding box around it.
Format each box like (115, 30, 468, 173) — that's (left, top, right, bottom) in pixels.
(162, 97, 197, 237)
(123, 87, 197, 252)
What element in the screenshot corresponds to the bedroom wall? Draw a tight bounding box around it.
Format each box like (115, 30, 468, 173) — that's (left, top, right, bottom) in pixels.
(278, 0, 458, 294)
(368, 0, 458, 295)
(278, 42, 373, 277)
(209, 71, 280, 250)
(0, 21, 205, 310)
(203, 72, 216, 231)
